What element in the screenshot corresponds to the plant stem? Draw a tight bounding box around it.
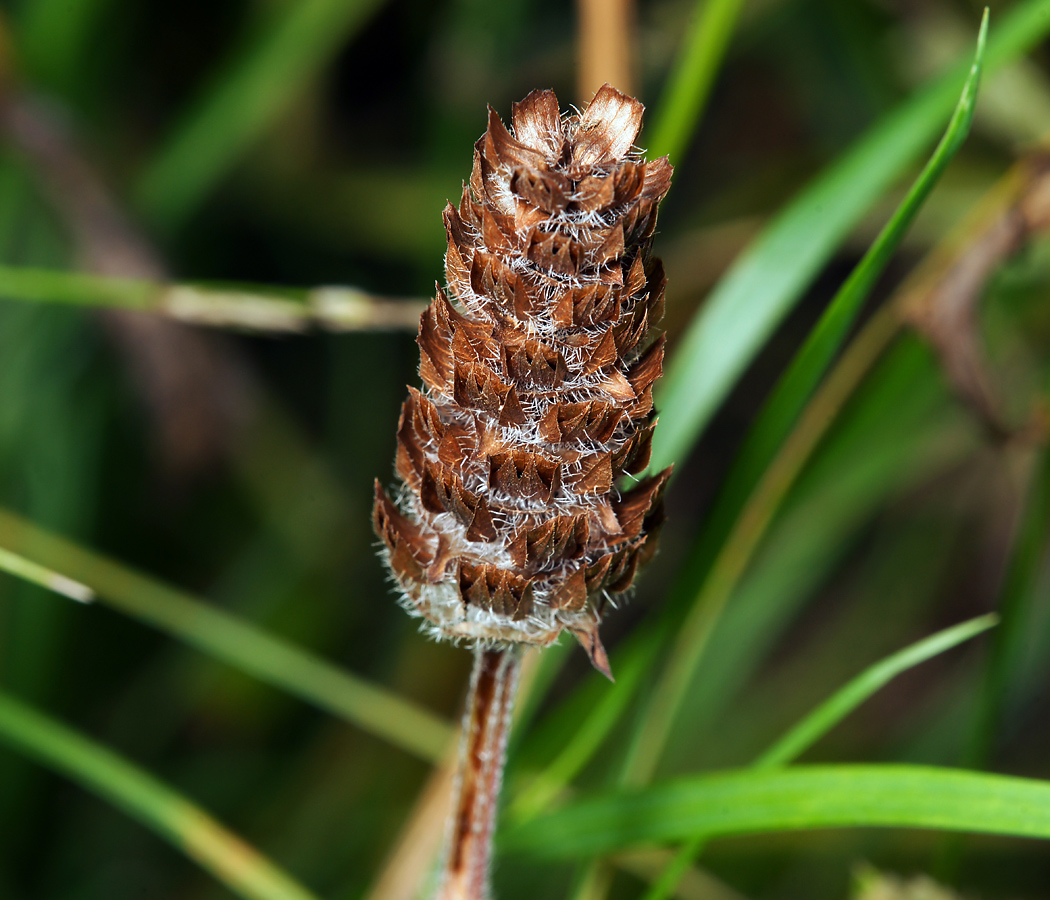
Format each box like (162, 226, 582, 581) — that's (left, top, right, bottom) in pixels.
(435, 646, 522, 900)
(577, 0, 635, 101)
(0, 262, 426, 332)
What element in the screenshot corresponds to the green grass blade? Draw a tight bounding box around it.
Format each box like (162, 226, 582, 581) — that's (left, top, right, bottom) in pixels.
(501, 764, 1050, 858)
(638, 840, 700, 900)
(0, 689, 320, 900)
(509, 644, 651, 823)
(0, 508, 454, 762)
(694, 11, 987, 565)
(0, 545, 94, 603)
(650, 1, 1050, 474)
(623, 14, 990, 783)
(0, 263, 424, 331)
(645, 0, 747, 161)
(640, 613, 997, 900)
(755, 614, 998, 769)
(967, 444, 1050, 766)
(516, 339, 969, 816)
(0, 264, 154, 310)
(135, 0, 389, 230)
(16, 0, 113, 92)
(510, 640, 573, 743)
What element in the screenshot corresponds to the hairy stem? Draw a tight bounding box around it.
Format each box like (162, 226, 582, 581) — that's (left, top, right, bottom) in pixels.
(435, 647, 522, 900)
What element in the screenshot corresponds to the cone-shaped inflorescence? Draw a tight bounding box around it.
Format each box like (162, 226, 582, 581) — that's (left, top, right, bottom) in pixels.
(374, 85, 672, 677)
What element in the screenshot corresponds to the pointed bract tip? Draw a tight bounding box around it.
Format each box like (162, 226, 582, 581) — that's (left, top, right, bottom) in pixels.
(571, 624, 614, 681)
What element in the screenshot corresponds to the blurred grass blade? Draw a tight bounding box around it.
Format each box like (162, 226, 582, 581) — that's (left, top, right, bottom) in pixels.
(651, 1, 1050, 474)
(639, 841, 699, 900)
(0, 508, 454, 762)
(695, 11, 987, 567)
(756, 614, 997, 768)
(623, 312, 900, 785)
(509, 644, 651, 823)
(517, 340, 969, 814)
(135, 0, 390, 229)
(967, 445, 1050, 767)
(641, 613, 997, 900)
(0, 264, 154, 309)
(511, 623, 668, 814)
(645, 0, 747, 161)
(511, 640, 573, 742)
(624, 15, 990, 785)
(664, 344, 974, 753)
(0, 263, 425, 332)
(16, 0, 112, 91)
(0, 689, 320, 900)
(0, 545, 94, 603)
(501, 765, 1050, 858)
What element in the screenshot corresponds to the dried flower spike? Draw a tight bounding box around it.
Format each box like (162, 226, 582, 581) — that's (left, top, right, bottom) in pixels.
(373, 84, 672, 677)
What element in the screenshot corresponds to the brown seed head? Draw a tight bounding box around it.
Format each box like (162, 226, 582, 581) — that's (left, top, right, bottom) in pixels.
(373, 85, 672, 677)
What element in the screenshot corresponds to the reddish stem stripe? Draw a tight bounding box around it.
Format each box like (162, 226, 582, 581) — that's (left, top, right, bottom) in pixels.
(436, 647, 522, 900)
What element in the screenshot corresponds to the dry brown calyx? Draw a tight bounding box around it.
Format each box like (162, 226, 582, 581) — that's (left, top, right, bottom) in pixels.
(374, 84, 673, 678)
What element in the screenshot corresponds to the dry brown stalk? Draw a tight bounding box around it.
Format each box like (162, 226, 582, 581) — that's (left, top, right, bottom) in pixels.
(373, 85, 672, 899)
(577, 0, 636, 101)
(901, 151, 1050, 441)
(0, 84, 251, 475)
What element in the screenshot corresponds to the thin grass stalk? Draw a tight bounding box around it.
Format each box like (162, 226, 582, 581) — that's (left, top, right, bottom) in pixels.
(620, 15, 989, 784)
(0, 263, 425, 332)
(436, 647, 523, 900)
(367, 755, 458, 900)
(970, 457, 1050, 728)
(0, 545, 94, 602)
(645, 0, 746, 161)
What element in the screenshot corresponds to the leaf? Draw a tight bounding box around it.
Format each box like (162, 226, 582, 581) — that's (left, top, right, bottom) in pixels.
(623, 14, 990, 785)
(638, 616, 997, 900)
(692, 10, 988, 570)
(0, 545, 94, 603)
(135, 0, 391, 229)
(755, 614, 997, 768)
(501, 764, 1050, 858)
(645, 0, 747, 162)
(966, 444, 1050, 766)
(0, 689, 320, 900)
(650, 1, 1050, 475)
(0, 508, 454, 763)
